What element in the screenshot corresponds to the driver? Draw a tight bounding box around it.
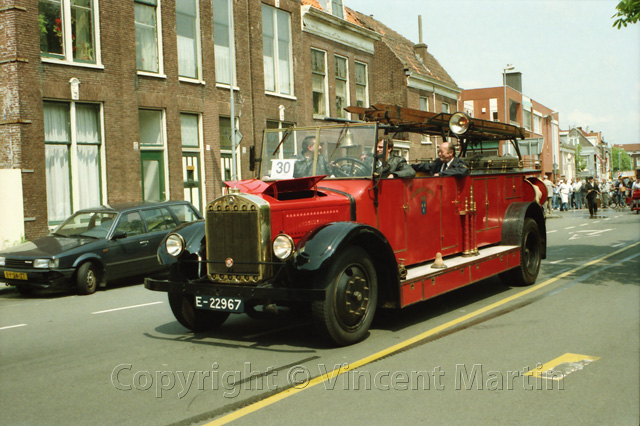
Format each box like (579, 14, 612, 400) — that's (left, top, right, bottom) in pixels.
(374, 138, 415, 179)
(293, 136, 334, 178)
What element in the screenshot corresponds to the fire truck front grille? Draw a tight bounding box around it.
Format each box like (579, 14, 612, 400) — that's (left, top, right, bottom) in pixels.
(205, 194, 271, 284)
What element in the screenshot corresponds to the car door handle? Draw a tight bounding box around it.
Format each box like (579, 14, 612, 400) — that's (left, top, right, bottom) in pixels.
(140, 240, 149, 246)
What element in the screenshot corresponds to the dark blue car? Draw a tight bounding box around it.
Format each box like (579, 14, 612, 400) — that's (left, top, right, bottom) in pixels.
(0, 201, 202, 295)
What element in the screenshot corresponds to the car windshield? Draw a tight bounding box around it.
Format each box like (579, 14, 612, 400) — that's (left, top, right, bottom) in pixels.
(53, 212, 117, 239)
(260, 123, 378, 180)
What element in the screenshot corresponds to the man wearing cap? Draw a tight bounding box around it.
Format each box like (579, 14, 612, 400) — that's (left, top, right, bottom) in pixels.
(584, 176, 601, 218)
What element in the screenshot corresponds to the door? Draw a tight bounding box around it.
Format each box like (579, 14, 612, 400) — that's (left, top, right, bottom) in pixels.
(104, 211, 154, 280)
(141, 151, 165, 201)
(182, 153, 202, 212)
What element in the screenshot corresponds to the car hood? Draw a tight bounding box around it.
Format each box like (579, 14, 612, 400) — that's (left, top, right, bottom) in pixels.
(1, 236, 97, 258)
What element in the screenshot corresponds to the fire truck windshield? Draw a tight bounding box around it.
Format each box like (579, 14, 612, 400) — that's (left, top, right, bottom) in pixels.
(261, 124, 378, 180)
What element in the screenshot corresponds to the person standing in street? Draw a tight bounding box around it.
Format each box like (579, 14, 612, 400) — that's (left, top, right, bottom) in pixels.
(559, 179, 571, 211)
(585, 176, 601, 217)
(542, 174, 554, 215)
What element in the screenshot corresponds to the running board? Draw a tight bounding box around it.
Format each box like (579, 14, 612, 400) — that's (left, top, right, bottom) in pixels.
(399, 245, 520, 308)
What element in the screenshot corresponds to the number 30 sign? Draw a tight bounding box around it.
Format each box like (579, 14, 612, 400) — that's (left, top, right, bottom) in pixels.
(270, 159, 296, 179)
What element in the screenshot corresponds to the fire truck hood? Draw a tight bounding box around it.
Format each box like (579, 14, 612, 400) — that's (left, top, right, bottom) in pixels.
(226, 176, 326, 197)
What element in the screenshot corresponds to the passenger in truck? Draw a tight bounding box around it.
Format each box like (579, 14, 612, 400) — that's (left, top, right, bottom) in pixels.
(374, 138, 416, 179)
(293, 136, 334, 178)
(412, 141, 469, 177)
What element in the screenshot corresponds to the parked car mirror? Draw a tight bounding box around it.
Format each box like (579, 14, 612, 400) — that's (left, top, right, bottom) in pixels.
(111, 230, 127, 240)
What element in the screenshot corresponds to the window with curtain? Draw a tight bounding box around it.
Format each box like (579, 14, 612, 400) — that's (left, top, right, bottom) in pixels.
(139, 109, 163, 146)
(335, 55, 348, 118)
(39, 0, 98, 63)
(181, 113, 202, 211)
(262, 4, 292, 95)
(311, 49, 327, 116)
(176, 0, 200, 79)
(135, 0, 160, 73)
(355, 62, 368, 108)
(44, 101, 103, 224)
(523, 109, 532, 131)
(213, 0, 234, 85)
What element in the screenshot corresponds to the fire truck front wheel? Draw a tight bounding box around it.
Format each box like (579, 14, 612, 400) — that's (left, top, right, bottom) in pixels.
(500, 218, 541, 286)
(168, 293, 229, 332)
(312, 246, 378, 346)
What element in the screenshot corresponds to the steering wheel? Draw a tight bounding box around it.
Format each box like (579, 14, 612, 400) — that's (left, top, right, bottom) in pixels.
(332, 157, 371, 177)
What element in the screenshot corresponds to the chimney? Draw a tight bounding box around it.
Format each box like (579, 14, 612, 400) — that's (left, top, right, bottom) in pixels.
(414, 15, 428, 62)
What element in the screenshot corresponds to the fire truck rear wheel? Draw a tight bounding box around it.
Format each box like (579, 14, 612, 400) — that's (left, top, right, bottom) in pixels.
(500, 218, 541, 286)
(312, 246, 378, 346)
(168, 293, 229, 332)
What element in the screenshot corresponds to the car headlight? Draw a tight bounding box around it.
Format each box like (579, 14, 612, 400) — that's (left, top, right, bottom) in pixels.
(449, 112, 471, 135)
(34, 259, 59, 269)
(273, 234, 295, 261)
(0, 256, 5, 266)
(165, 234, 185, 257)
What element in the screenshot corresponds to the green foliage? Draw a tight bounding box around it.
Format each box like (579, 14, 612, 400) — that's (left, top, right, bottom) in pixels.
(575, 144, 587, 172)
(612, 0, 640, 28)
(611, 147, 632, 172)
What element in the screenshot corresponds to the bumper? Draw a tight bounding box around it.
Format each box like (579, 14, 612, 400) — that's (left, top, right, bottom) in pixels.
(0, 268, 75, 290)
(144, 277, 326, 302)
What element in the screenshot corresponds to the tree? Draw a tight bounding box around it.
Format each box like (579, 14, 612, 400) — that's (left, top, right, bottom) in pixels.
(575, 144, 587, 172)
(612, 0, 640, 28)
(611, 146, 632, 172)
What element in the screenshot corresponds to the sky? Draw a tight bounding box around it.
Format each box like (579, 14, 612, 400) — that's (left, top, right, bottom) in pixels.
(344, 0, 640, 146)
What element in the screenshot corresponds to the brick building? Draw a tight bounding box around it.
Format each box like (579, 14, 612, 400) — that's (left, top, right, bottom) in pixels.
(459, 72, 560, 180)
(0, 0, 459, 245)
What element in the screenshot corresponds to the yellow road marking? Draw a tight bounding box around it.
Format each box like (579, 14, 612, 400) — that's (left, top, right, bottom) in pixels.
(206, 241, 640, 426)
(525, 353, 600, 380)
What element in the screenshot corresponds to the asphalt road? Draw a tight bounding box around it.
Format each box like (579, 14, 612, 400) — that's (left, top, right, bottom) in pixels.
(1, 207, 638, 426)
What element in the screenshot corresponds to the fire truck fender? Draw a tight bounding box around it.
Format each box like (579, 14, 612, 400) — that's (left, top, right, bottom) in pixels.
(155, 220, 206, 266)
(501, 202, 547, 259)
(292, 222, 399, 303)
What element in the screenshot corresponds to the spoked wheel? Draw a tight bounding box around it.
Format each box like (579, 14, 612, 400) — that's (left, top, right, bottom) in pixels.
(500, 218, 541, 286)
(168, 293, 229, 332)
(312, 246, 377, 346)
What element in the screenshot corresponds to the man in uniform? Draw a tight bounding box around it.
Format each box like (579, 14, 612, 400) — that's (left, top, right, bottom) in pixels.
(374, 138, 416, 179)
(412, 141, 469, 177)
(585, 176, 601, 217)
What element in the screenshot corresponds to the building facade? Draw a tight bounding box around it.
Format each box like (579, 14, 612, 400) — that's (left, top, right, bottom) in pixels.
(0, 0, 460, 245)
(459, 73, 560, 180)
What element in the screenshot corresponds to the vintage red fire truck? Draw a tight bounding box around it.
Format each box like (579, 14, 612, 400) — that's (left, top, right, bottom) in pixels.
(145, 104, 547, 346)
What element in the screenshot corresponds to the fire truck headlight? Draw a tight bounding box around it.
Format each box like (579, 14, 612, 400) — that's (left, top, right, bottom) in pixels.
(449, 112, 471, 135)
(273, 234, 295, 261)
(165, 234, 185, 257)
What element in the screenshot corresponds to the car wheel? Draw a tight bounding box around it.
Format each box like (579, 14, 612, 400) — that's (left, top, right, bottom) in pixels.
(15, 285, 33, 296)
(168, 293, 229, 332)
(77, 262, 99, 295)
(312, 246, 378, 346)
(500, 218, 541, 287)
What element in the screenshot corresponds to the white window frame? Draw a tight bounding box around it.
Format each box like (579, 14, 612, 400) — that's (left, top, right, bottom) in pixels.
(177, 0, 203, 82)
(213, 0, 237, 87)
(39, 0, 103, 69)
(138, 108, 170, 199)
(334, 54, 349, 119)
(533, 111, 542, 135)
(354, 61, 369, 109)
(262, 4, 294, 97)
(43, 100, 106, 225)
(311, 49, 329, 118)
(441, 103, 450, 114)
(219, 116, 242, 182)
(135, 0, 165, 78)
(419, 96, 431, 144)
(180, 112, 206, 211)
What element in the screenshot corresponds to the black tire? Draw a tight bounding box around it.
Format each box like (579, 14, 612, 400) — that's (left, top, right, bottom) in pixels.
(312, 246, 377, 346)
(15, 285, 33, 296)
(500, 218, 541, 286)
(76, 262, 98, 295)
(168, 293, 229, 332)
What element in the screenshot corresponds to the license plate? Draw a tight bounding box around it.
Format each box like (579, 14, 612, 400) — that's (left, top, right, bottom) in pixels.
(195, 295, 244, 313)
(4, 271, 27, 280)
